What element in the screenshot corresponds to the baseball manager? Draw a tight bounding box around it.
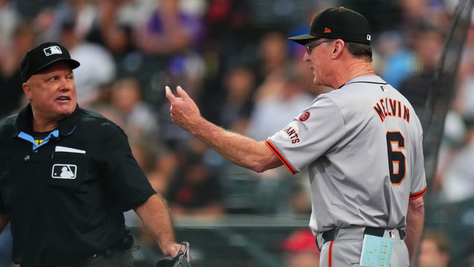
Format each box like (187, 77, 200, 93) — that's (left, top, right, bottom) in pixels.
(0, 42, 181, 266)
(166, 7, 426, 267)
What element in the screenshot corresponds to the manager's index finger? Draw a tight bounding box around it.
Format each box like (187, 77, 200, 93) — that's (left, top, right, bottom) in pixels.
(165, 86, 176, 101)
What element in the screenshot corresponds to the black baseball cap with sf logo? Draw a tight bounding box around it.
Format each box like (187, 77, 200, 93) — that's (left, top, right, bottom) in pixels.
(288, 7, 371, 46)
(20, 42, 80, 83)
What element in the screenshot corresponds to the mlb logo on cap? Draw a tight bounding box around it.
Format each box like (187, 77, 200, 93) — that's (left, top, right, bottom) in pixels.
(43, 45, 63, 56)
(20, 41, 80, 83)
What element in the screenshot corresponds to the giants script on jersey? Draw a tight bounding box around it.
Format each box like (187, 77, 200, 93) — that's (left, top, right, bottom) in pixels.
(373, 98, 410, 123)
(283, 125, 300, 144)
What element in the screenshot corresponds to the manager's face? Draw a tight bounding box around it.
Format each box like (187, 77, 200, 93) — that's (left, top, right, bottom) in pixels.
(303, 39, 335, 87)
(23, 61, 77, 122)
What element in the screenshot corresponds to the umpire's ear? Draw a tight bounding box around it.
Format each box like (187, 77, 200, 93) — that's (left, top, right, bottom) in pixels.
(22, 82, 33, 102)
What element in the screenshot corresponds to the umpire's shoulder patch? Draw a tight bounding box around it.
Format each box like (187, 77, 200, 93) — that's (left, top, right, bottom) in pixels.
(298, 111, 310, 122)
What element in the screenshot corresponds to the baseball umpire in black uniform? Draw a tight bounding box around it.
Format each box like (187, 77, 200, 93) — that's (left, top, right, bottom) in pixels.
(0, 42, 182, 266)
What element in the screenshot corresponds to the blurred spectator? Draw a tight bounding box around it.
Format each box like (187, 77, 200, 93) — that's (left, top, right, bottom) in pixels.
(379, 29, 424, 90)
(91, 20, 143, 79)
(109, 77, 159, 142)
(399, 0, 450, 34)
(0, 22, 34, 119)
(136, 0, 205, 55)
(439, 122, 474, 203)
(245, 69, 313, 142)
(86, 0, 123, 47)
(452, 26, 474, 121)
(60, 21, 116, 107)
(398, 22, 445, 114)
(288, 181, 312, 215)
(255, 30, 291, 89)
(134, 0, 207, 110)
(218, 66, 256, 132)
(380, 0, 450, 91)
(128, 140, 177, 195)
(136, 0, 208, 149)
(280, 229, 320, 267)
(0, 0, 19, 52)
(33, 0, 98, 44)
(166, 139, 224, 218)
(15, 0, 60, 19)
(205, 0, 253, 72)
(203, 65, 256, 133)
(79, 0, 154, 106)
(33, 7, 59, 43)
(206, 0, 251, 42)
(431, 110, 468, 192)
(399, 21, 463, 194)
(116, 0, 156, 29)
(246, 30, 300, 133)
(110, 24, 144, 75)
(147, 149, 179, 195)
(59, 0, 98, 39)
(436, 27, 474, 197)
(200, 0, 254, 111)
(417, 229, 451, 267)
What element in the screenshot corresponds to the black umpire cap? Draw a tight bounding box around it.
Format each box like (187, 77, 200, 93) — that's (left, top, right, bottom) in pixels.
(20, 42, 80, 83)
(288, 7, 371, 45)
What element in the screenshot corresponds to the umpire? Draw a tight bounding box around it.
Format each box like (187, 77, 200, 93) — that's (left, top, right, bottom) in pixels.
(0, 42, 181, 266)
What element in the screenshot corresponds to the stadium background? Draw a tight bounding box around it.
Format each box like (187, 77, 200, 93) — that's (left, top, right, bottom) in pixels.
(1, 0, 474, 266)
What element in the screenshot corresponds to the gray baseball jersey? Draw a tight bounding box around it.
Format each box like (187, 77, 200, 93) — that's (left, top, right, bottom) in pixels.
(265, 76, 426, 234)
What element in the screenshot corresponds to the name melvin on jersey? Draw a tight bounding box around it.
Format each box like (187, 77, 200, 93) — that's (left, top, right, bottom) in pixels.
(373, 97, 410, 123)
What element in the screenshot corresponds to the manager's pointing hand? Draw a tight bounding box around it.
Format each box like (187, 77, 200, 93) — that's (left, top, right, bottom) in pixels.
(165, 86, 203, 133)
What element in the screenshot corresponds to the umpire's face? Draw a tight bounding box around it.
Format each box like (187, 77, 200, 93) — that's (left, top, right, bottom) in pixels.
(22, 61, 77, 123)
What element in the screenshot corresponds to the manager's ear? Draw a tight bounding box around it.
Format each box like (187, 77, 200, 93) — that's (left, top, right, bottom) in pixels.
(331, 39, 345, 59)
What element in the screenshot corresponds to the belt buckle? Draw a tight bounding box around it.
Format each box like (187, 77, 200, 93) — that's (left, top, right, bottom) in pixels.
(388, 230, 396, 239)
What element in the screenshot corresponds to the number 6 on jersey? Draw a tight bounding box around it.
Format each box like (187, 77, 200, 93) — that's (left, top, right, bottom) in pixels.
(386, 131, 406, 185)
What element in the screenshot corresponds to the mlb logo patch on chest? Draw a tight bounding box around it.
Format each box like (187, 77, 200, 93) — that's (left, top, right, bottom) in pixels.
(51, 164, 77, 179)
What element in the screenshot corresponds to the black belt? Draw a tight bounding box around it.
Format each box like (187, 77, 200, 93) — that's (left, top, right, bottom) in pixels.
(58, 248, 121, 267)
(317, 227, 406, 250)
(59, 235, 134, 267)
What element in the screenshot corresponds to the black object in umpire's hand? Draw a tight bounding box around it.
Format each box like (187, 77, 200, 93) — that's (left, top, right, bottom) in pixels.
(156, 242, 191, 267)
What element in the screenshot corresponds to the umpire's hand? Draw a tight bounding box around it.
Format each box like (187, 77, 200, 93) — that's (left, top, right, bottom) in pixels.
(161, 241, 183, 258)
(166, 86, 203, 133)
